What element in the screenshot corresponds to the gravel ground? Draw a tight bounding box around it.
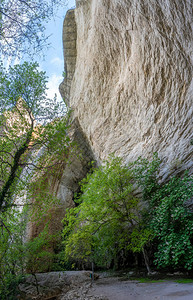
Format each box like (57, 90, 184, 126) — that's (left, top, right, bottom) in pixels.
(60, 282, 108, 300)
(86, 277, 193, 300)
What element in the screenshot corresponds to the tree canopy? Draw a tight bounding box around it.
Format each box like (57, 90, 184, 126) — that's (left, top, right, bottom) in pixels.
(0, 0, 68, 57)
(62, 156, 150, 270)
(0, 2, 72, 297)
(0, 61, 70, 298)
(0, 61, 69, 213)
(62, 154, 193, 273)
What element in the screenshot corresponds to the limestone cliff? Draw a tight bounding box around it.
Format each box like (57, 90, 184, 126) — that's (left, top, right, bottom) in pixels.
(60, 0, 193, 179)
(27, 119, 95, 268)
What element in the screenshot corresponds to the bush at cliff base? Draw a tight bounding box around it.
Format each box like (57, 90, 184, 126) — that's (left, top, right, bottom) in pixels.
(62, 154, 193, 272)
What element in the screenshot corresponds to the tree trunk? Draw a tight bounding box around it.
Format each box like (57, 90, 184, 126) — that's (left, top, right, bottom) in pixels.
(0, 130, 33, 211)
(142, 247, 151, 274)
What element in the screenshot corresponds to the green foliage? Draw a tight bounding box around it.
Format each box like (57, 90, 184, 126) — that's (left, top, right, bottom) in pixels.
(150, 175, 193, 270)
(133, 154, 193, 271)
(26, 226, 56, 273)
(0, 273, 25, 300)
(63, 153, 193, 272)
(63, 156, 148, 269)
(0, 61, 71, 296)
(0, 208, 26, 292)
(137, 278, 165, 283)
(0, 206, 57, 298)
(0, 61, 69, 212)
(0, 206, 26, 298)
(131, 153, 161, 202)
(175, 279, 193, 284)
(0, 61, 65, 122)
(129, 227, 153, 254)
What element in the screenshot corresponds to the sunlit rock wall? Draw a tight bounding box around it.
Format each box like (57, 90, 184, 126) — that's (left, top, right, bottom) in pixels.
(62, 0, 193, 179)
(59, 9, 77, 106)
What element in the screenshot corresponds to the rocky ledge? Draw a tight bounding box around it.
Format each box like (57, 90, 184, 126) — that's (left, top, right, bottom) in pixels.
(18, 271, 105, 300)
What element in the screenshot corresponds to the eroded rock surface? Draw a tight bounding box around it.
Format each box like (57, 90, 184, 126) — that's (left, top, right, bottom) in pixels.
(59, 9, 77, 106)
(27, 0, 193, 274)
(60, 282, 107, 300)
(62, 0, 193, 178)
(18, 271, 92, 299)
(27, 119, 95, 271)
(18, 273, 193, 300)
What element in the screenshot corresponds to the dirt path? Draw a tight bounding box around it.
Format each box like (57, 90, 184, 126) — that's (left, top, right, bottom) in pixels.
(87, 277, 193, 300)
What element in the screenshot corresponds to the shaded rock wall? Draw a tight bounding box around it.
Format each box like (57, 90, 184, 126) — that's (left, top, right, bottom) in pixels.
(27, 118, 95, 268)
(61, 0, 193, 179)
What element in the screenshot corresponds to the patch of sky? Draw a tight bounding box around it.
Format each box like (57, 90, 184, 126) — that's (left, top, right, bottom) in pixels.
(3, 0, 76, 109)
(35, 0, 76, 102)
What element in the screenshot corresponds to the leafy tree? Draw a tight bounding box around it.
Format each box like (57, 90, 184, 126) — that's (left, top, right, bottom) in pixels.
(62, 156, 151, 271)
(131, 153, 161, 202)
(0, 205, 58, 299)
(0, 61, 70, 297)
(63, 153, 193, 273)
(0, 0, 68, 57)
(0, 61, 70, 213)
(0, 206, 27, 299)
(133, 154, 193, 271)
(149, 175, 193, 270)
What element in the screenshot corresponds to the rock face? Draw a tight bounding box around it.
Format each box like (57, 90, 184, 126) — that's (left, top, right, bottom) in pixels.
(59, 9, 77, 106)
(28, 0, 193, 271)
(18, 271, 92, 299)
(27, 118, 95, 271)
(61, 0, 193, 179)
(19, 271, 105, 300)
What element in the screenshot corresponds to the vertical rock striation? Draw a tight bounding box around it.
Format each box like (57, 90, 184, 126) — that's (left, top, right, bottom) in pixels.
(27, 0, 193, 272)
(61, 0, 193, 178)
(59, 9, 77, 106)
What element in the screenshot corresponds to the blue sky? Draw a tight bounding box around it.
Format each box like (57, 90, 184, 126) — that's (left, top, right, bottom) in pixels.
(3, 1, 76, 104)
(37, 0, 76, 102)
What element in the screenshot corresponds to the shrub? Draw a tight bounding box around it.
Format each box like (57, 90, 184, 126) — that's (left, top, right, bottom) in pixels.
(62, 156, 152, 270)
